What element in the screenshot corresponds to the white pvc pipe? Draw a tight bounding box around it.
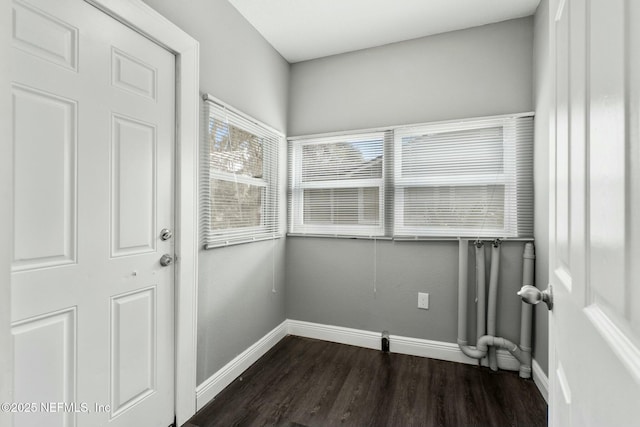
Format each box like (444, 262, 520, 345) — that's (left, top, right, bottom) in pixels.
(457, 239, 469, 348)
(518, 242, 535, 378)
(487, 242, 501, 371)
(456, 239, 534, 379)
(477, 335, 528, 366)
(475, 243, 486, 345)
(458, 239, 486, 359)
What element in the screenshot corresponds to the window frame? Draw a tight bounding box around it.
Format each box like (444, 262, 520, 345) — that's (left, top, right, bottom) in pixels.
(201, 96, 283, 248)
(289, 132, 386, 237)
(393, 117, 524, 238)
(286, 113, 533, 240)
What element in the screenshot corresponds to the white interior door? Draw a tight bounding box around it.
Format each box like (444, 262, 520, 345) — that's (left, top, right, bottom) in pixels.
(11, 0, 176, 425)
(549, 0, 640, 425)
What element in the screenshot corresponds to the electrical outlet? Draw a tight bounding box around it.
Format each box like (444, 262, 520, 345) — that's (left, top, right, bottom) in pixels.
(418, 292, 429, 309)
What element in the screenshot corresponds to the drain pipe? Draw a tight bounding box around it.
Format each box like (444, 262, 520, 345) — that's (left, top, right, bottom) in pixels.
(518, 243, 535, 378)
(487, 241, 501, 371)
(475, 242, 486, 351)
(457, 238, 470, 350)
(477, 335, 529, 371)
(457, 239, 534, 378)
(457, 239, 485, 360)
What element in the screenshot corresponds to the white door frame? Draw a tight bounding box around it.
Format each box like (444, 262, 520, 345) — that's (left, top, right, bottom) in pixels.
(1, 1, 14, 427)
(3, 0, 200, 425)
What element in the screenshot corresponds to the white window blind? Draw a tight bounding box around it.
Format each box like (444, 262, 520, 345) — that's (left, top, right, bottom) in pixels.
(288, 132, 386, 236)
(393, 115, 533, 238)
(201, 97, 282, 248)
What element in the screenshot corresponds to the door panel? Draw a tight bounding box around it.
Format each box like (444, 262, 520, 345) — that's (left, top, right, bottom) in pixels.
(13, 308, 76, 427)
(588, 0, 626, 314)
(549, 0, 640, 425)
(111, 114, 157, 257)
(10, 0, 176, 425)
(111, 48, 157, 101)
(110, 287, 156, 417)
(12, 85, 77, 271)
(11, 0, 79, 71)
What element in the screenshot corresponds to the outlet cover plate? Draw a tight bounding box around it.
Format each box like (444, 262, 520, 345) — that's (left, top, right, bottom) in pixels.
(418, 292, 429, 309)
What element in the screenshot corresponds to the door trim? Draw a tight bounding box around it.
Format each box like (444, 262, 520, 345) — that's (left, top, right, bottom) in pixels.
(1, 0, 14, 425)
(84, 1, 200, 424)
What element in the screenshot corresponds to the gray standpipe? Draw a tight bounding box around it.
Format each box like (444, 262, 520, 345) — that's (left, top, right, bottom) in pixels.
(487, 241, 501, 371)
(456, 239, 534, 379)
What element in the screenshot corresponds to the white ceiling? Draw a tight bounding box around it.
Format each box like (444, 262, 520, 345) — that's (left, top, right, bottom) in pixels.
(227, 0, 540, 63)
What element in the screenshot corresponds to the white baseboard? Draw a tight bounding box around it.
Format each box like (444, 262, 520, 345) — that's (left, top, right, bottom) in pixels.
(287, 319, 521, 371)
(287, 319, 380, 350)
(532, 359, 549, 403)
(195, 320, 288, 411)
(196, 319, 534, 412)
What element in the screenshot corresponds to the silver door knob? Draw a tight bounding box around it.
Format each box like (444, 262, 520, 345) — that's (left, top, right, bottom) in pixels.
(160, 228, 172, 241)
(517, 285, 553, 310)
(159, 254, 173, 267)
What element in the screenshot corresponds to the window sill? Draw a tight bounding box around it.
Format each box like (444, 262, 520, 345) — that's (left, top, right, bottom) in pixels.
(286, 233, 534, 242)
(204, 234, 283, 250)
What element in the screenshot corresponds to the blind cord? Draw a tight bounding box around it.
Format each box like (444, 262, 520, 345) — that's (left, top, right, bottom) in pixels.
(373, 236, 377, 296)
(272, 233, 276, 293)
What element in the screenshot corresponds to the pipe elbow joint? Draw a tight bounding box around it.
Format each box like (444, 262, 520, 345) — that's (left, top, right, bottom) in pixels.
(476, 335, 493, 352)
(459, 344, 486, 359)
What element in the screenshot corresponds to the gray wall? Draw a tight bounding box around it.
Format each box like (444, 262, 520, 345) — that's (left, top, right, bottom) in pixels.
(533, 0, 551, 375)
(287, 239, 528, 346)
(286, 18, 543, 359)
(139, 1, 547, 383)
(142, 0, 289, 384)
(288, 17, 534, 136)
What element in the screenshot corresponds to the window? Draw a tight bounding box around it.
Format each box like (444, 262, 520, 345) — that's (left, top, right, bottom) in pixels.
(393, 116, 533, 237)
(288, 133, 386, 236)
(287, 114, 533, 239)
(201, 97, 282, 248)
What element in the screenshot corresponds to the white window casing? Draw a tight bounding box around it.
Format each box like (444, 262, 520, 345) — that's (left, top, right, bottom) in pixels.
(287, 113, 533, 240)
(393, 115, 533, 238)
(201, 96, 283, 248)
(288, 132, 387, 237)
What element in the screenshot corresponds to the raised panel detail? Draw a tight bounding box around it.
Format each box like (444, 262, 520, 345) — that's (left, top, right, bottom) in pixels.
(554, 266, 572, 293)
(588, 0, 627, 318)
(555, 1, 570, 271)
(111, 115, 156, 257)
(12, 308, 77, 427)
(12, 85, 77, 271)
(110, 287, 157, 418)
(554, 359, 571, 426)
(585, 304, 640, 385)
(111, 48, 157, 100)
(12, 0, 78, 70)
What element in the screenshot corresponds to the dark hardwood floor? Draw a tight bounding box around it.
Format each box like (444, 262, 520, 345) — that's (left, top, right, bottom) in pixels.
(186, 336, 547, 427)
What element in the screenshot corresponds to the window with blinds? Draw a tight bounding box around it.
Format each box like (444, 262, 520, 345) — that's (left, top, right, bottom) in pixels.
(288, 133, 386, 236)
(287, 114, 533, 239)
(201, 97, 282, 248)
(393, 116, 533, 237)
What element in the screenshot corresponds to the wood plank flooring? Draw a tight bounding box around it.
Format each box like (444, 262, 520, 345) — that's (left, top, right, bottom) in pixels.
(186, 336, 547, 427)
